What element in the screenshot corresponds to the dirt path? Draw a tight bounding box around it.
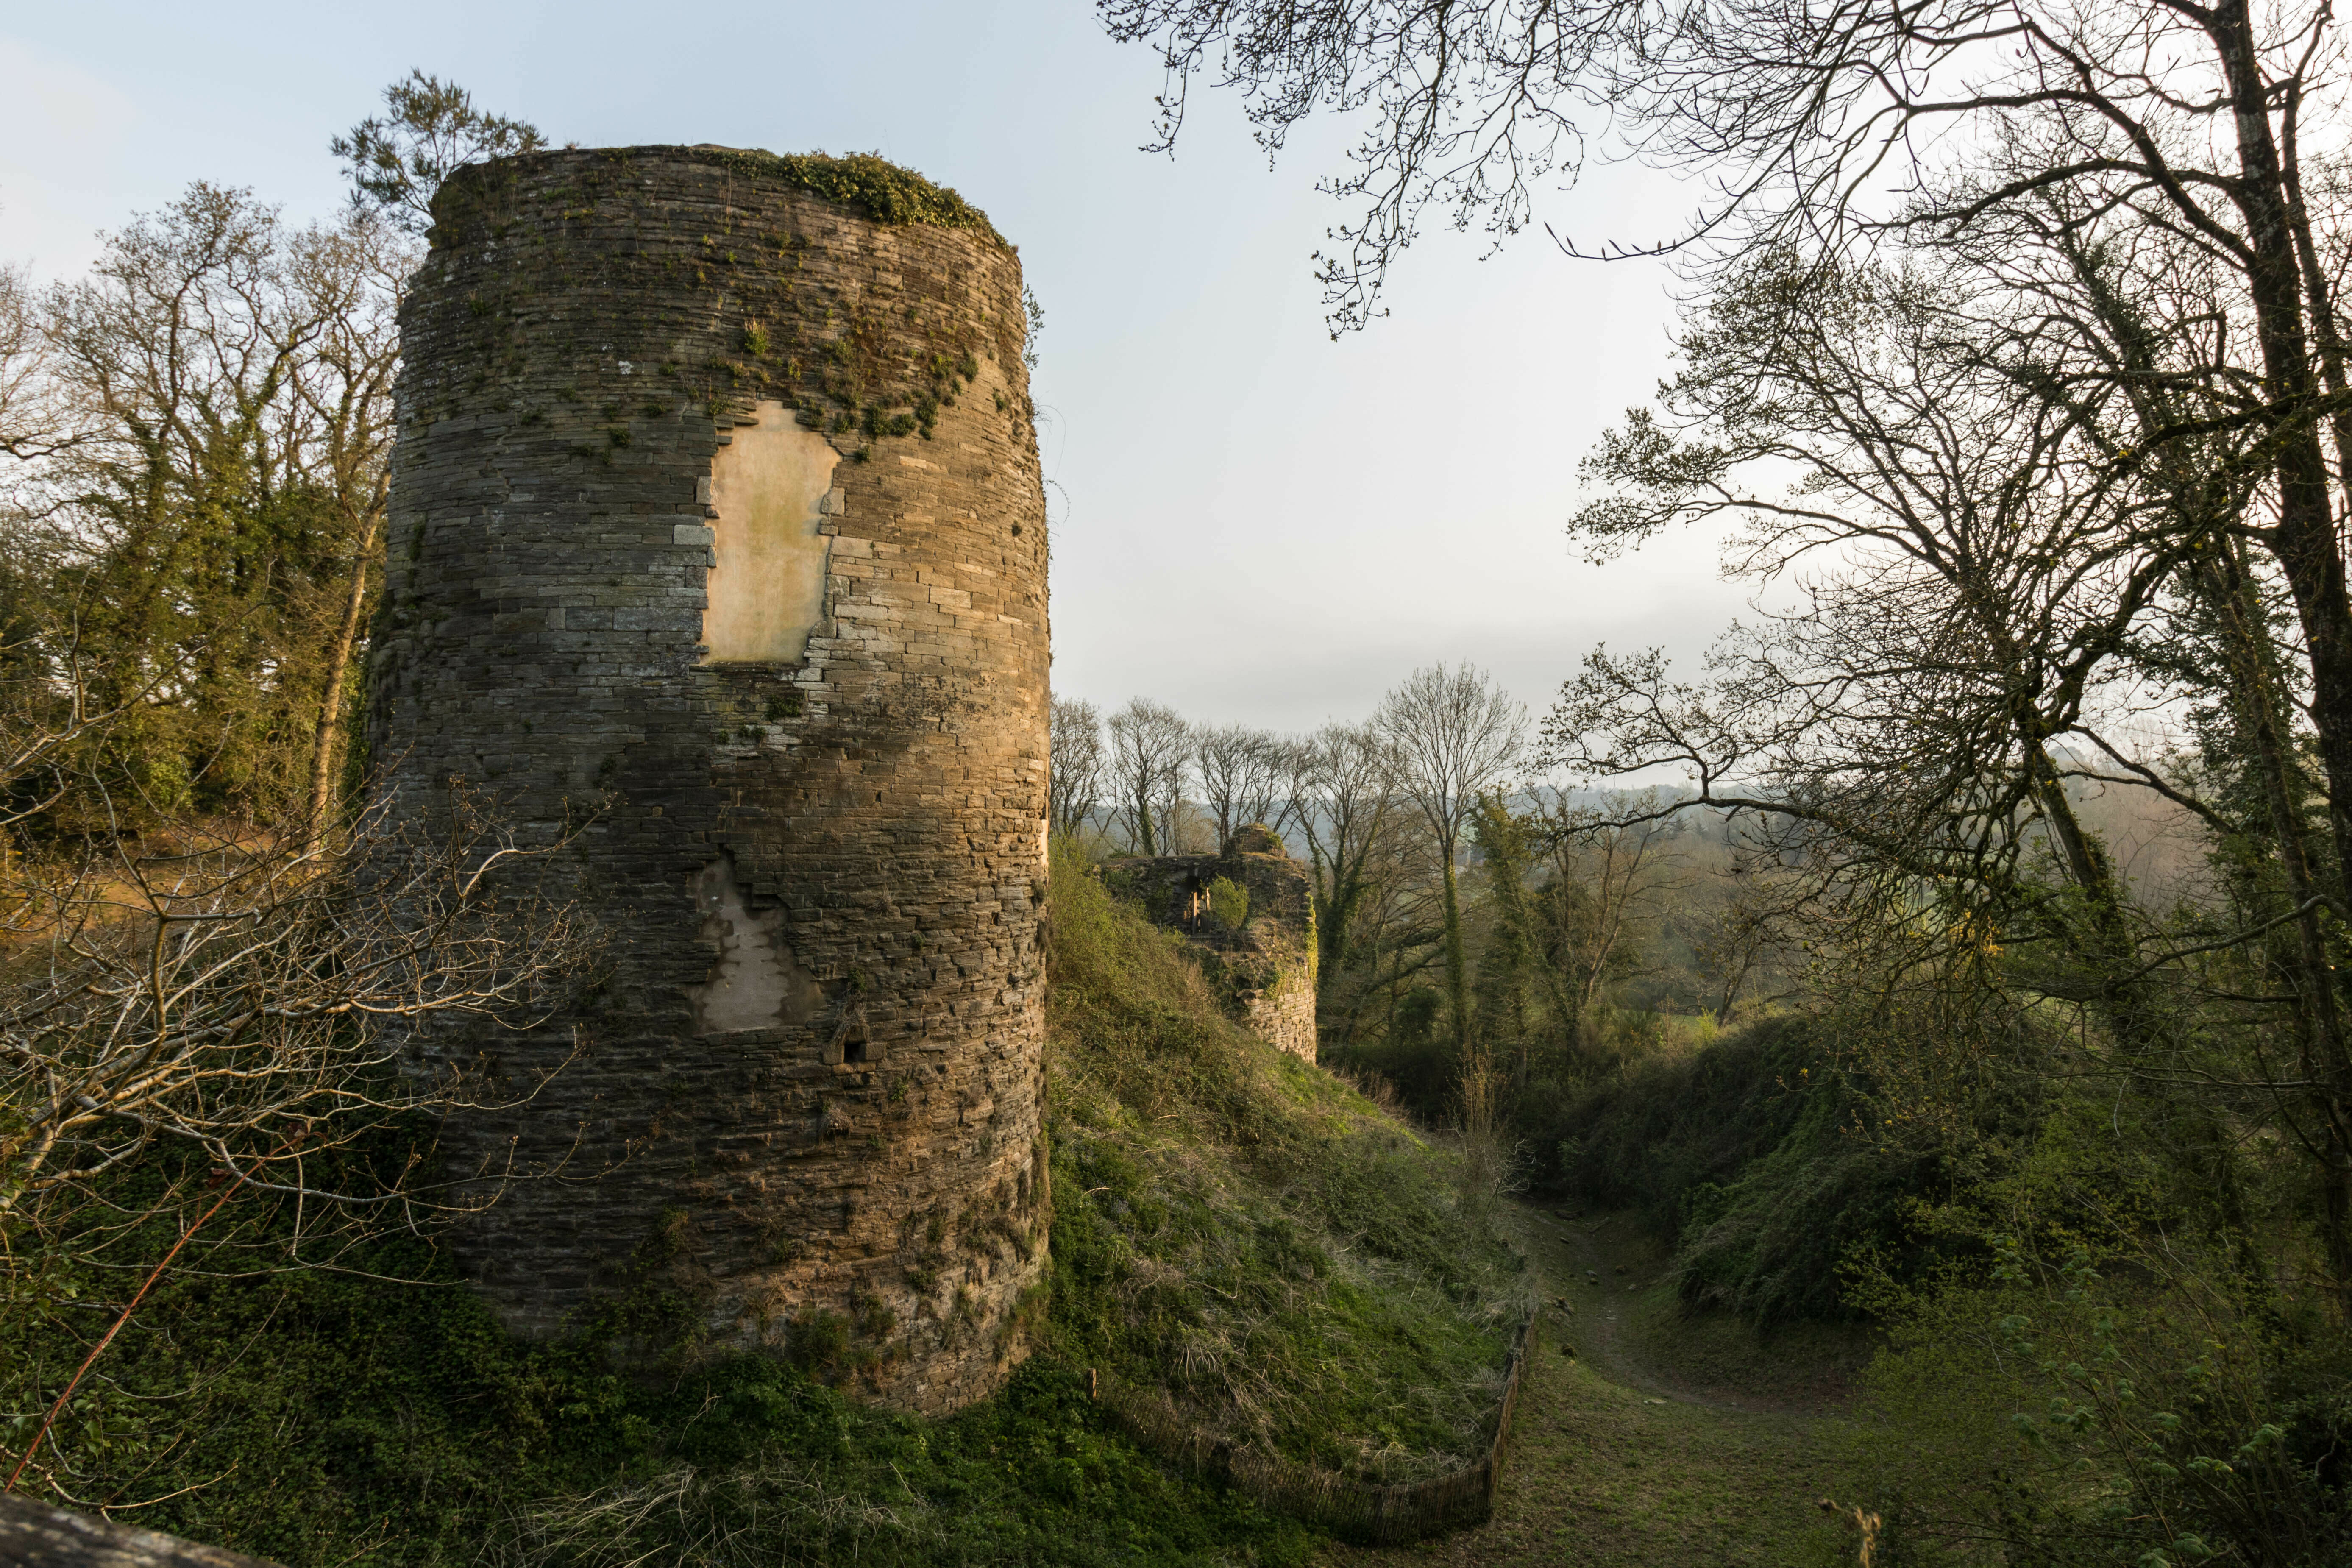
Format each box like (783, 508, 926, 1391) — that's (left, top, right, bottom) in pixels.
(1526, 1210, 1742, 1412)
(1531, 1209, 1868, 1420)
(1323, 1206, 1863, 1567)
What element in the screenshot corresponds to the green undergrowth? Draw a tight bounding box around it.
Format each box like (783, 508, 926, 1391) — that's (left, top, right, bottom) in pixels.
(0, 1221, 1300, 1567)
(1045, 854, 1526, 1482)
(1549, 1016, 1960, 1326)
(0, 858, 1516, 1565)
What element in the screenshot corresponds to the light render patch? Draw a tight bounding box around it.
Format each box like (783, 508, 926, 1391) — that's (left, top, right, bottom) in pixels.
(703, 399, 838, 663)
(688, 852, 824, 1033)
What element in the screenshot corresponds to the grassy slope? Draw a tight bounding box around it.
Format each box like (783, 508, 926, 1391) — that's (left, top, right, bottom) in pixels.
(0, 856, 1519, 1566)
(1046, 858, 1525, 1482)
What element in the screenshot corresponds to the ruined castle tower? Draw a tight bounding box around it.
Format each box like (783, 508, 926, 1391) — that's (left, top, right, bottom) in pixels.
(370, 147, 1049, 1412)
(1111, 826, 1319, 1062)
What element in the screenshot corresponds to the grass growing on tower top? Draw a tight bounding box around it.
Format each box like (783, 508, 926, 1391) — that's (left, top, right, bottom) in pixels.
(690, 148, 1003, 242)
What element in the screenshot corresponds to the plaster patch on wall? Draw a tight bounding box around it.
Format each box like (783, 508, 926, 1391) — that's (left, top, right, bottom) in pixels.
(703, 400, 837, 663)
(688, 852, 824, 1033)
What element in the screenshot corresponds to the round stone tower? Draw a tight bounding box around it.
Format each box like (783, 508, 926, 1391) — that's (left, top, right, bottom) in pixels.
(370, 147, 1050, 1413)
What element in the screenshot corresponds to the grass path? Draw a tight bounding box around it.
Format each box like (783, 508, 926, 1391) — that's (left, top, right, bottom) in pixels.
(1326, 1207, 1867, 1567)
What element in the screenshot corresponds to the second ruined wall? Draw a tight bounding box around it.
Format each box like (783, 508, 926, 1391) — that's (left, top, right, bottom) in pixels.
(372, 147, 1049, 1414)
(1108, 827, 1319, 1061)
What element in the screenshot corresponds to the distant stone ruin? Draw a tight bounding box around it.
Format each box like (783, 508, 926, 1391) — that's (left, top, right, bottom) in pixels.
(1107, 825, 1319, 1061)
(371, 146, 1049, 1414)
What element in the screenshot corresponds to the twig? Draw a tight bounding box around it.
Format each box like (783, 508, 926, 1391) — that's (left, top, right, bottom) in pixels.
(5, 1168, 250, 1492)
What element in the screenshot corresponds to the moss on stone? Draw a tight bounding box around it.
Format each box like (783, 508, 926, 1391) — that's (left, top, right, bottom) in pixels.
(433, 146, 1008, 254)
(696, 148, 1006, 245)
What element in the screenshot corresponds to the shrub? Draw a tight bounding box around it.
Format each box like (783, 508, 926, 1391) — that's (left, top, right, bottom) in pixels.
(1203, 875, 1249, 931)
(1546, 1016, 1831, 1233)
(1847, 1234, 2352, 1565)
(1542, 1016, 1962, 1325)
(1675, 1086, 1943, 1326)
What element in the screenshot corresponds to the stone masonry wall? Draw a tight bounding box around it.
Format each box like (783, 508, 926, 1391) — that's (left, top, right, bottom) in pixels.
(1107, 826, 1318, 1061)
(370, 148, 1049, 1414)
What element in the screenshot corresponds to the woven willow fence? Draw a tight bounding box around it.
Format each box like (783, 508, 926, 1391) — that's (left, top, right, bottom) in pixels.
(1094, 1309, 1535, 1545)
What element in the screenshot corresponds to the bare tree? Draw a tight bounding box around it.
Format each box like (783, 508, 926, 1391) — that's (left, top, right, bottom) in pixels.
(1194, 723, 1296, 848)
(1681, 847, 1804, 1025)
(23, 186, 412, 843)
(0, 264, 78, 467)
(1287, 722, 1403, 999)
(1562, 249, 2182, 883)
(1099, 0, 1635, 332)
(332, 72, 546, 235)
(1376, 664, 1523, 1060)
(1104, 697, 1192, 855)
(1526, 792, 1686, 1067)
(1, 794, 594, 1228)
(1049, 695, 1106, 841)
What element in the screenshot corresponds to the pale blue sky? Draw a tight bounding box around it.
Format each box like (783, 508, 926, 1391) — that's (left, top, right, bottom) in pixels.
(1, 0, 1746, 738)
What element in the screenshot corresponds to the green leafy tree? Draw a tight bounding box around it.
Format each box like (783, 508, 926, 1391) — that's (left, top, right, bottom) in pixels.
(18, 185, 411, 833)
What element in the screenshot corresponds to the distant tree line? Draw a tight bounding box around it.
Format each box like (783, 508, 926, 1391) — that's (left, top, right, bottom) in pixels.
(1051, 668, 1798, 1124)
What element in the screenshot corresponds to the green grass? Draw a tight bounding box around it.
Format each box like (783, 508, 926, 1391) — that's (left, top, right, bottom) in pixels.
(1325, 1209, 1857, 1568)
(1363, 1350, 1847, 1568)
(2, 1240, 1308, 1567)
(1554, 1217, 1877, 1415)
(1047, 858, 1526, 1482)
(0, 851, 1521, 1565)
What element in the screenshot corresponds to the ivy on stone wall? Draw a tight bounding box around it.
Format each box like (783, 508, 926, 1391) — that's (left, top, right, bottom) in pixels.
(704, 150, 1006, 246)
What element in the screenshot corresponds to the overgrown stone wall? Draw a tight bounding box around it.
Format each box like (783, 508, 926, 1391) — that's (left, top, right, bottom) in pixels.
(370, 146, 1049, 1414)
(1107, 826, 1318, 1061)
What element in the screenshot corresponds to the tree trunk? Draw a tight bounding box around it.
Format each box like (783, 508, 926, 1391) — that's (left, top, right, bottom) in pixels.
(1440, 844, 1469, 1061)
(2199, 542, 2351, 1300)
(2209, 0, 2352, 897)
(2207, 0, 2352, 1306)
(302, 508, 380, 857)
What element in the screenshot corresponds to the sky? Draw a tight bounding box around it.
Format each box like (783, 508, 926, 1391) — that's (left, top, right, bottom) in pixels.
(0, 0, 1751, 740)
